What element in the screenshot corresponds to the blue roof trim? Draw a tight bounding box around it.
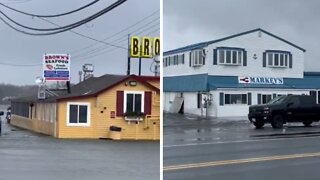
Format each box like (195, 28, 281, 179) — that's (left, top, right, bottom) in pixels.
(163, 74, 208, 92)
(164, 42, 208, 56)
(259, 29, 306, 52)
(164, 28, 306, 56)
(304, 72, 320, 76)
(164, 73, 320, 92)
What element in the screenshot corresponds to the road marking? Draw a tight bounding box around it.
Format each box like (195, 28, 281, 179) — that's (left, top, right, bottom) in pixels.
(163, 152, 320, 171)
(164, 134, 320, 148)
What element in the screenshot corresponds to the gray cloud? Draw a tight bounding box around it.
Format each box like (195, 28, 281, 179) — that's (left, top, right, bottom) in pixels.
(0, 0, 159, 85)
(164, 0, 320, 71)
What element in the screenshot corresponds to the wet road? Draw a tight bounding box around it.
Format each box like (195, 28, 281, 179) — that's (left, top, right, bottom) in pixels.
(164, 113, 320, 180)
(0, 121, 159, 180)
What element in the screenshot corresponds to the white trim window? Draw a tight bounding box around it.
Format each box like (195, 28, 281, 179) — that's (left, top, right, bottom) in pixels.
(177, 54, 184, 65)
(124, 91, 145, 114)
(267, 52, 289, 68)
(190, 49, 205, 66)
(66, 102, 90, 126)
(218, 49, 243, 65)
(225, 94, 247, 105)
(163, 54, 184, 67)
(163, 57, 169, 67)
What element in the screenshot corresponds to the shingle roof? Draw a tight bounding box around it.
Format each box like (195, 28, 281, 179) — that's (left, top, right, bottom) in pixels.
(58, 74, 159, 101)
(164, 28, 306, 56)
(12, 74, 159, 103)
(57, 74, 127, 100)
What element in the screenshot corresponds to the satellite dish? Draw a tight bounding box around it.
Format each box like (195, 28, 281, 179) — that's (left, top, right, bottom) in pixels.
(35, 76, 44, 85)
(153, 55, 160, 63)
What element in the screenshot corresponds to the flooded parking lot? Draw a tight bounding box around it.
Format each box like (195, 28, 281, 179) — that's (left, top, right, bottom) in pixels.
(0, 120, 159, 180)
(164, 113, 320, 147)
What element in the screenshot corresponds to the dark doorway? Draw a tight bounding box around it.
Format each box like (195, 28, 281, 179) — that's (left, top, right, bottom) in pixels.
(179, 101, 184, 114)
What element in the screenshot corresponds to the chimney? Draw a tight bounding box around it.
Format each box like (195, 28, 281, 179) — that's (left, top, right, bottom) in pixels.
(66, 81, 71, 93)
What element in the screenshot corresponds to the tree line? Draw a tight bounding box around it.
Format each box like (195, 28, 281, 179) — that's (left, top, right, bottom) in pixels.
(0, 84, 37, 104)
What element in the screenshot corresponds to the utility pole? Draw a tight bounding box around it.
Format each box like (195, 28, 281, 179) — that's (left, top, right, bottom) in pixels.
(78, 71, 83, 83)
(139, 56, 142, 76)
(127, 34, 131, 75)
(153, 55, 160, 76)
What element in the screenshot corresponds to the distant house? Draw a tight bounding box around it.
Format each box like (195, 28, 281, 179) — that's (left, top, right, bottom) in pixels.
(10, 74, 160, 140)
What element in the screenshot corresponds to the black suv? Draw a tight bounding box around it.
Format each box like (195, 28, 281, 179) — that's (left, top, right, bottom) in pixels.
(248, 95, 320, 129)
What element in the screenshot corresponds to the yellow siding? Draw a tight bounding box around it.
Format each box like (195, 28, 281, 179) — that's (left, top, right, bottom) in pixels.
(11, 115, 33, 130)
(56, 97, 97, 138)
(57, 78, 160, 140)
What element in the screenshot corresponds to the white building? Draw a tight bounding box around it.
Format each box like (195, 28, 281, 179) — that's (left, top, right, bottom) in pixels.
(163, 28, 320, 117)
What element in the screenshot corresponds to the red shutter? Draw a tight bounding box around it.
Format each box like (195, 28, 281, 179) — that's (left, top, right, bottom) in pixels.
(144, 91, 152, 115)
(116, 91, 124, 116)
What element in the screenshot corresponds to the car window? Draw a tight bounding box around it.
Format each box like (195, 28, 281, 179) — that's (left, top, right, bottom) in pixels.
(266, 96, 287, 105)
(287, 96, 300, 107)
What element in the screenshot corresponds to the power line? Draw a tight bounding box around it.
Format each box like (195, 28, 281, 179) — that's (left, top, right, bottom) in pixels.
(38, 15, 159, 54)
(38, 17, 127, 50)
(69, 9, 159, 54)
(72, 18, 160, 58)
(0, 28, 159, 67)
(0, 61, 41, 67)
(0, 5, 159, 67)
(0, 0, 127, 35)
(0, 0, 125, 32)
(0, 0, 33, 5)
(73, 27, 159, 63)
(0, 0, 100, 18)
(73, 24, 160, 59)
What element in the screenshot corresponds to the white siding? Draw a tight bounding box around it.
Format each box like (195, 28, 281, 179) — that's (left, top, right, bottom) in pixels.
(163, 92, 176, 112)
(213, 89, 310, 117)
(164, 30, 304, 79)
(165, 90, 311, 117)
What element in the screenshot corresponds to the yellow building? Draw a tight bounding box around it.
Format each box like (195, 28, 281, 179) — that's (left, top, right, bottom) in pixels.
(10, 74, 160, 140)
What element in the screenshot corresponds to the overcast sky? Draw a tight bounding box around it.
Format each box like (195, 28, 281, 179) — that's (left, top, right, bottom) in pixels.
(164, 0, 320, 72)
(0, 0, 159, 85)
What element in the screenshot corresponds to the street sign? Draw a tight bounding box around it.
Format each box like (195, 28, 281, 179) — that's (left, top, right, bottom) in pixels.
(43, 54, 70, 81)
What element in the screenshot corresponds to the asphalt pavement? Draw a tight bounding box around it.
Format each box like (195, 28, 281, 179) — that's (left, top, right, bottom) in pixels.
(164, 113, 320, 180)
(0, 120, 160, 180)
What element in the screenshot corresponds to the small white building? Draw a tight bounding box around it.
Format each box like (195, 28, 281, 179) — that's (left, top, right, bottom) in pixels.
(163, 28, 320, 117)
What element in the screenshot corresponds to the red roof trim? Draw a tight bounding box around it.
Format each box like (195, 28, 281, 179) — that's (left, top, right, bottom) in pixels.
(134, 76, 160, 81)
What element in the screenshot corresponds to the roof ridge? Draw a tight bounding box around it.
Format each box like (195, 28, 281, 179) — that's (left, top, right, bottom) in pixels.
(164, 28, 305, 56)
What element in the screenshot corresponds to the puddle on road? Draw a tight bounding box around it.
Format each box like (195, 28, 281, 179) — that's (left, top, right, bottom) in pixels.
(183, 127, 234, 134)
(180, 137, 221, 142)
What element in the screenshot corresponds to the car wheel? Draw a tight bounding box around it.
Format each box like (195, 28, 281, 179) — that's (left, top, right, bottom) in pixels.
(303, 121, 312, 127)
(253, 121, 265, 129)
(271, 115, 284, 129)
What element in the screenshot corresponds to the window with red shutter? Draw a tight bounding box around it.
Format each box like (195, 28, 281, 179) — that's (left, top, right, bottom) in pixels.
(116, 91, 124, 116)
(144, 91, 152, 115)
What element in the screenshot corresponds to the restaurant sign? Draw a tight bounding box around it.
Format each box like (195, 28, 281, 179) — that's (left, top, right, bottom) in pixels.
(238, 76, 284, 85)
(43, 54, 70, 81)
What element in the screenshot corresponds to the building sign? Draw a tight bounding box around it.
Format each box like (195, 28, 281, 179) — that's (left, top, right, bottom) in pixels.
(130, 36, 160, 58)
(238, 76, 284, 85)
(43, 54, 70, 81)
